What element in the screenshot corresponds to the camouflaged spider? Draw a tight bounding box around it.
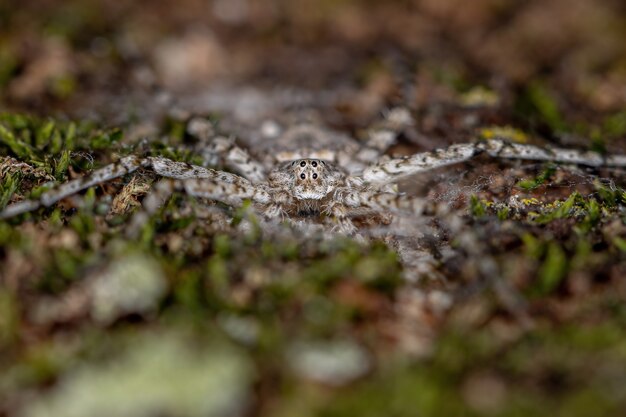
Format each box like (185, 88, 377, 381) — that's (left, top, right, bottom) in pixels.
(0, 152, 410, 234)
(2, 110, 626, 234)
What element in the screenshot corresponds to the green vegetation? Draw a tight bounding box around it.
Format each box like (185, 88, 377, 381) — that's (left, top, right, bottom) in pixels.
(1, 0, 625, 414)
(516, 165, 556, 191)
(0, 113, 123, 171)
(1, 112, 625, 416)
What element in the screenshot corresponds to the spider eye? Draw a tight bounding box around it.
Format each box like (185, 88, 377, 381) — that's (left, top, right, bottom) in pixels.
(312, 161, 317, 167)
(300, 173, 306, 179)
(312, 173, 318, 179)
(300, 161, 306, 167)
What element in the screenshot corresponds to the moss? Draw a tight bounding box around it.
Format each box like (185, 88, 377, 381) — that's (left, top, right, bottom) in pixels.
(13, 341, 75, 386)
(532, 192, 580, 224)
(594, 181, 626, 208)
(460, 86, 500, 108)
(0, 290, 19, 348)
(575, 111, 626, 150)
(431, 66, 471, 93)
(602, 111, 626, 140)
(173, 270, 205, 313)
(613, 237, 626, 253)
(521, 232, 544, 259)
(516, 82, 566, 133)
(536, 242, 568, 295)
(162, 116, 187, 143)
(516, 165, 556, 191)
(147, 141, 202, 165)
(479, 125, 529, 143)
(469, 195, 487, 218)
(574, 198, 601, 234)
(0, 113, 126, 168)
(0, 172, 21, 209)
(68, 193, 97, 237)
(0, 123, 33, 159)
(50, 74, 77, 99)
(53, 149, 71, 181)
(497, 206, 510, 221)
(89, 128, 123, 150)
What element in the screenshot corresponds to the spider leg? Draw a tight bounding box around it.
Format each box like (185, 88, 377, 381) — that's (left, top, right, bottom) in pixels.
(126, 177, 272, 238)
(199, 136, 266, 183)
(181, 178, 270, 206)
(187, 116, 266, 183)
(481, 139, 626, 166)
(148, 156, 229, 180)
(362, 138, 626, 185)
(322, 201, 358, 235)
(369, 108, 414, 152)
(0, 155, 148, 219)
(362, 143, 481, 184)
(335, 187, 427, 216)
(0, 155, 264, 220)
(129, 161, 270, 210)
(259, 188, 295, 220)
(125, 179, 179, 238)
(322, 184, 427, 235)
(355, 107, 414, 165)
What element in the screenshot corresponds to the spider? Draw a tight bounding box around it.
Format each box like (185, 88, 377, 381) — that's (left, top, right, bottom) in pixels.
(2, 110, 626, 235)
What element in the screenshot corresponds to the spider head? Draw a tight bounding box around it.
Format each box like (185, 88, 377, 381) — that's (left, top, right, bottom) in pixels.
(291, 159, 333, 200)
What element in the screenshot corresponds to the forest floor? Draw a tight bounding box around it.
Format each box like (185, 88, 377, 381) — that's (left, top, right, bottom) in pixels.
(1, 1, 626, 416)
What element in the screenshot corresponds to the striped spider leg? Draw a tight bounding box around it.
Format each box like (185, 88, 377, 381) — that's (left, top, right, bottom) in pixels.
(186, 116, 267, 183)
(362, 138, 626, 185)
(0, 156, 267, 220)
(198, 136, 267, 183)
(124, 175, 274, 238)
(359, 107, 414, 161)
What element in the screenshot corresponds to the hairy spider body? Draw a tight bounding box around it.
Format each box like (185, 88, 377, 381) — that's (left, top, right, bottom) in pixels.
(272, 159, 338, 200)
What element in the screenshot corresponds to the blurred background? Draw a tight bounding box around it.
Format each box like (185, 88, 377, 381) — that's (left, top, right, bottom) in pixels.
(2, 0, 625, 140)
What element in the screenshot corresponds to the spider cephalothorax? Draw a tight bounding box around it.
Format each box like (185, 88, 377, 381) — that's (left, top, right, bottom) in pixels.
(279, 159, 344, 200)
(261, 158, 349, 218)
